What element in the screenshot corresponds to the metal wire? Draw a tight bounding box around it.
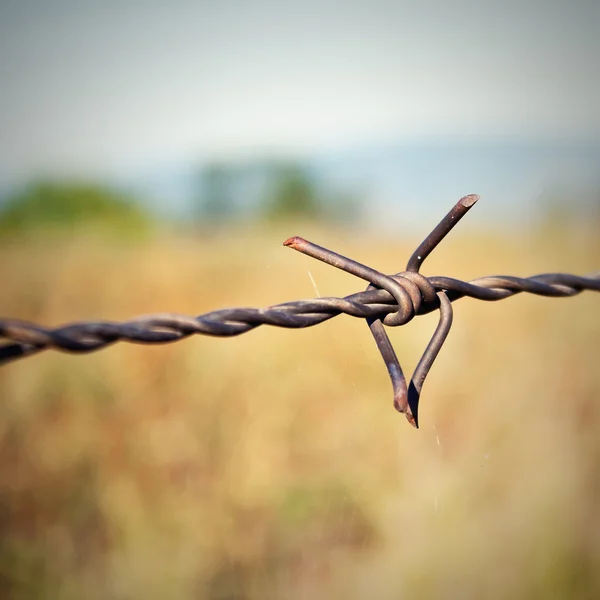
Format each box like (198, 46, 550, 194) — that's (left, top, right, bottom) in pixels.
(1, 195, 598, 428)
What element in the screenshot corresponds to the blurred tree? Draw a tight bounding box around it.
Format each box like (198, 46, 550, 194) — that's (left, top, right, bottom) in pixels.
(193, 159, 362, 227)
(261, 163, 322, 221)
(325, 190, 363, 226)
(0, 181, 153, 237)
(195, 163, 238, 226)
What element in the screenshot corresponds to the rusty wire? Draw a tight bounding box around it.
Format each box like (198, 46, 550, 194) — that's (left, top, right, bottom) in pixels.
(1, 195, 599, 427)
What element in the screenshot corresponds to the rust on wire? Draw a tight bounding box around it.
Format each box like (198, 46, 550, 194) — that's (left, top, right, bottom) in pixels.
(1, 195, 599, 428)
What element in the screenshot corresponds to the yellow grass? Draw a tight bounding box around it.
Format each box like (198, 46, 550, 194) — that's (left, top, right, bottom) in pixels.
(0, 224, 599, 599)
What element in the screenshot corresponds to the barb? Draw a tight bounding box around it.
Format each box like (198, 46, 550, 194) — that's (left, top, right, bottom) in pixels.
(1, 195, 599, 429)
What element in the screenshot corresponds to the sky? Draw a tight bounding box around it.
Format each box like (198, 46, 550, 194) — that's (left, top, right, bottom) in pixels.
(1, 1, 599, 175)
(0, 0, 599, 225)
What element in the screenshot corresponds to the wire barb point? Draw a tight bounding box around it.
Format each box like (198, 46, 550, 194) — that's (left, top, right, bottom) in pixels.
(283, 236, 303, 248)
(460, 194, 480, 207)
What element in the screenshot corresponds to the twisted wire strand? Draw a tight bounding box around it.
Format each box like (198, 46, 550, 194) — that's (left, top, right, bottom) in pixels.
(2, 272, 598, 363)
(1, 194, 598, 429)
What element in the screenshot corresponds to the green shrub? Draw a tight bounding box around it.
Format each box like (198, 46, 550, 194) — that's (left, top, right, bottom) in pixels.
(0, 181, 154, 238)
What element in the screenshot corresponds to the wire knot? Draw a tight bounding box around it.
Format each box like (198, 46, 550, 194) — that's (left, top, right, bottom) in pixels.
(374, 271, 439, 326)
(284, 195, 483, 427)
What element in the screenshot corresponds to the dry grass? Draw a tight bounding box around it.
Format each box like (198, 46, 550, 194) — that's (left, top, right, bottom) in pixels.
(0, 224, 599, 599)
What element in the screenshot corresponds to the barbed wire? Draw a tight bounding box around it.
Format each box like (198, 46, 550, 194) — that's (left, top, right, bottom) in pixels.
(1, 195, 598, 427)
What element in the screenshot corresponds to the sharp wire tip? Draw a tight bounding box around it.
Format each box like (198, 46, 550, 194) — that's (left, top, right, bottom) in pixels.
(406, 412, 418, 429)
(461, 194, 480, 207)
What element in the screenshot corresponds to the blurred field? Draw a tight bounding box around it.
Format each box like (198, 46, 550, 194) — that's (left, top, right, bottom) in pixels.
(0, 224, 599, 600)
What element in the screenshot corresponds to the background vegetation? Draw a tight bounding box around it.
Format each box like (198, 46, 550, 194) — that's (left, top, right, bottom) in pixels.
(193, 160, 361, 229)
(0, 182, 153, 238)
(0, 183, 599, 599)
